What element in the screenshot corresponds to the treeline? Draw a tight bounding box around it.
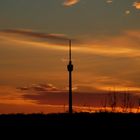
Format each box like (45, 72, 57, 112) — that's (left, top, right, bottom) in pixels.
(101, 92, 140, 113)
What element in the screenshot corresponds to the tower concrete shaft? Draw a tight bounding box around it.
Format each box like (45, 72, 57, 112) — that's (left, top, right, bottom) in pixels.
(67, 40, 73, 114)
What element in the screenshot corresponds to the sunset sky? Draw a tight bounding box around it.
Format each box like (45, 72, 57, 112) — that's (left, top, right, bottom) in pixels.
(0, 0, 140, 114)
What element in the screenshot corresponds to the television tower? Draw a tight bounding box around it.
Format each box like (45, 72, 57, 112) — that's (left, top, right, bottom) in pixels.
(67, 40, 73, 114)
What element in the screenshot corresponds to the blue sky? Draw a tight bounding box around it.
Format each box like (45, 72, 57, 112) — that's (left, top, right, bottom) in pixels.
(0, 0, 140, 37)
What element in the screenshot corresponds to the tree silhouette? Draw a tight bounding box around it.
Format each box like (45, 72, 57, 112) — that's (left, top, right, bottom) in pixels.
(137, 98, 140, 113)
(121, 92, 133, 113)
(109, 92, 117, 112)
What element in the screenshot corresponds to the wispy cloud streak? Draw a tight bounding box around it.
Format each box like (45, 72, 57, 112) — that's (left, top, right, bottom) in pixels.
(1, 29, 70, 41)
(0, 29, 80, 46)
(1, 29, 140, 58)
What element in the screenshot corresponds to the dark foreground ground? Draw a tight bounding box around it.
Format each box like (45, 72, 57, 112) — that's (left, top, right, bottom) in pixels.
(0, 112, 140, 130)
(1, 113, 139, 138)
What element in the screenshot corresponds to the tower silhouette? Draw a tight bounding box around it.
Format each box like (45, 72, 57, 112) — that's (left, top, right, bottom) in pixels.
(67, 40, 73, 114)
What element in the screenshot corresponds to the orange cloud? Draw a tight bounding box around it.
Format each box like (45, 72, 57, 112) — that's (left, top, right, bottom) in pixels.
(0, 86, 35, 105)
(84, 29, 140, 57)
(133, 2, 140, 9)
(63, 0, 80, 6)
